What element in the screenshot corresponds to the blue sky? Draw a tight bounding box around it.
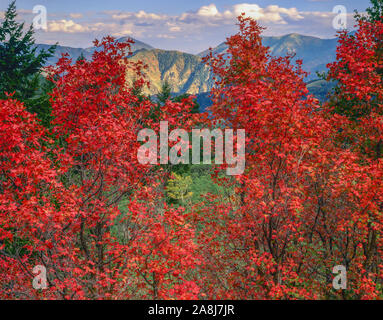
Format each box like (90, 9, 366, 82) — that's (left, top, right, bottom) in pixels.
(0, 0, 371, 53)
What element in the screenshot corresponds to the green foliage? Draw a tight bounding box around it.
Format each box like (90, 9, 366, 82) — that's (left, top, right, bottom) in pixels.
(26, 75, 55, 127)
(165, 164, 228, 209)
(166, 173, 193, 205)
(157, 80, 172, 105)
(356, 0, 383, 22)
(76, 52, 86, 63)
(0, 1, 56, 124)
(189, 165, 226, 203)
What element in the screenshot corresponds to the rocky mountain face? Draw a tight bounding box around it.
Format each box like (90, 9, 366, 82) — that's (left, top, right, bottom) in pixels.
(127, 49, 214, 95)
(36, 34, 338, 97)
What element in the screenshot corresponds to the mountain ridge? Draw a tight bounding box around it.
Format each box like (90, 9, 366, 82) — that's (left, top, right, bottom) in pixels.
(35, 34, 339, 96)
(198, 33, 338, 81)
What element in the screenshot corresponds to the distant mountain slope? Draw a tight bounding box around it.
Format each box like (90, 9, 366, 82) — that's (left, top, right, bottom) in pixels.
(128, 49, 214, 95)
(35, 37, 154, 66)
(35, 44, 93, 66)
(35, 33, 339, 96)
(116, 37, 154, 51)
(198, 33, 338, 81)
(307, 79, 336, 103)
(35, 38, 213, 95)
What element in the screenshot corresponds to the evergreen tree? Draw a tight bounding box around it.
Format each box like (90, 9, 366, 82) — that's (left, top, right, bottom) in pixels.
(356, 0, 383, 22)
(0, 1, 56, 124)
(157, 81, 200, 113)
(157, 80, 172, 105)
(76, 52, 86, 63)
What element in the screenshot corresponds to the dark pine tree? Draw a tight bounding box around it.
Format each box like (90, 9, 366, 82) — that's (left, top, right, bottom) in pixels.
(0, 0, 56, 125)
(157, 80, 172, 105)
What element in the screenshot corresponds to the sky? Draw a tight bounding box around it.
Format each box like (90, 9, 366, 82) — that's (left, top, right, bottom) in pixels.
(0, 0, 371, 54)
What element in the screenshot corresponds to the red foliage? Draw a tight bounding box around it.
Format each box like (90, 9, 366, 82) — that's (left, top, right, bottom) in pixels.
(0, 16, 382, 300)
(195, 15, 383, 299)
(0, 37, 200, 299)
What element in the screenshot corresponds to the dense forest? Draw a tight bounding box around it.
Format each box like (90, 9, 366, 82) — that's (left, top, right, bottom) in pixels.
(0, 0, 383, 299)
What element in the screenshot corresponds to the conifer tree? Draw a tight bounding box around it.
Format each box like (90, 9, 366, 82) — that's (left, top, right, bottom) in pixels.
(0, 1, 56, 124)
(157, 80, 172, 105)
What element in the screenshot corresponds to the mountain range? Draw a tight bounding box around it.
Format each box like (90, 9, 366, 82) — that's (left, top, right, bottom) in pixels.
(199, 33, 338, 80)
(35, 33, 339, 99)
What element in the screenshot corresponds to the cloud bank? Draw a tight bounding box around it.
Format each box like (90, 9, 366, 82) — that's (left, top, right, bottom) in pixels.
(5, 3, 358, 53)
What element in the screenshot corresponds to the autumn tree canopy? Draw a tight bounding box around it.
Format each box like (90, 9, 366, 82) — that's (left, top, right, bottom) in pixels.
(0, 7, 382, 300)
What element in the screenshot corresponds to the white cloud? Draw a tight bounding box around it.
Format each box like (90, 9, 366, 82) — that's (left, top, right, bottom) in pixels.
(111, 11, 165, 21)
(110, 23, 134, 37)
(233, 4, 262, 19)
(167, 22, 181, 32)
(135, 10, 163, 20)
(11, 3, 359, 53)
(233, 4, 304, 24)
(48, 19, 88, 33)
(70, 13, 83, 19)
(40, 2, 308, 37)
(197, 4, 220, 17)
(157, 34, 176, 39)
